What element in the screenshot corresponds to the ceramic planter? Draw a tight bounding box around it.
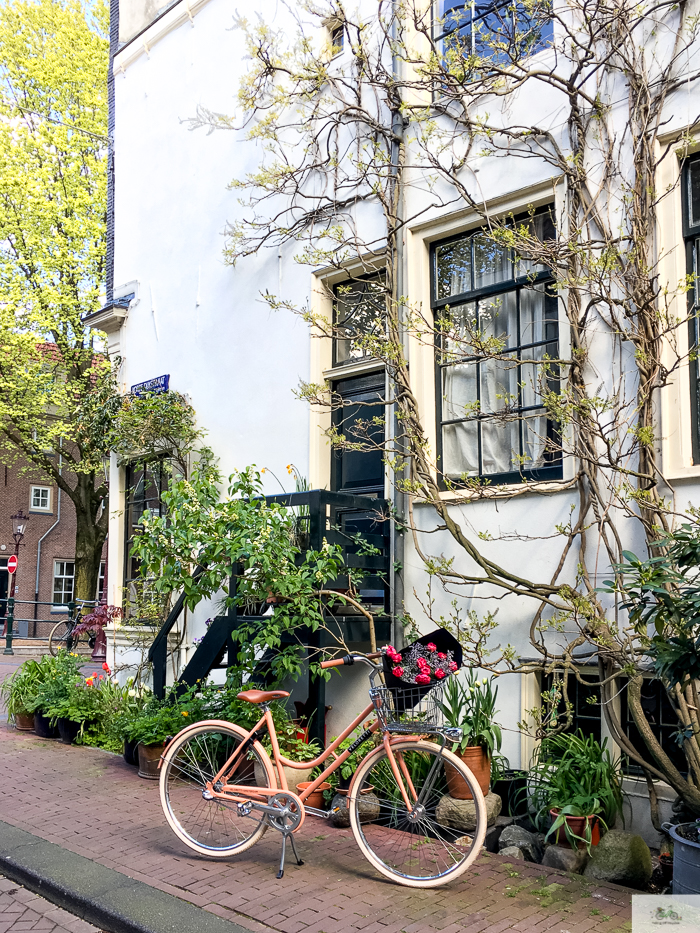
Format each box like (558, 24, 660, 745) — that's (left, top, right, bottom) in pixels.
(445, 746, 490, 800)
(57, 717, 82, 745)
(33, 711, 58, 739)
(137, 741, 165, 780)
(492, 770, 528, 816)
(254, 761, 312, 791)
(13, 712, 35, 732)
(296, 781, 330, 809)
(123, 738, 139, 766)
(549, 809, 600, 849)
(663, 821, 700, 894)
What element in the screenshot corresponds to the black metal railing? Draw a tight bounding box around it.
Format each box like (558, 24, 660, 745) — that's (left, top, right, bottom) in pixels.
(0, 598, 98, 655)
(147, 490, 391, 743)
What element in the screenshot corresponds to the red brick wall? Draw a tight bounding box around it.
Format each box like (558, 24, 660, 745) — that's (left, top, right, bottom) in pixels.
(0, 457, 108, 638)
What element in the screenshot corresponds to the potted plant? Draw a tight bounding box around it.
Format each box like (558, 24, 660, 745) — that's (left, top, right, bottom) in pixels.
(491, 754, 528, 817)
(661, 821, 700, 894)
(321, 728, 378, 827)
(529, 730, 625, 852)
(0, 658, 46, 730)
(45, 669, 114, 744)
(72, 604, 122, 662)
(26, 652, 83, 738)
(437, 670, 502, 799)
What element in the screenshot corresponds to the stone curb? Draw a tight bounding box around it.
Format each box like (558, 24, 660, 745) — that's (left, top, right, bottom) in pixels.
(0, 819, 256, 933)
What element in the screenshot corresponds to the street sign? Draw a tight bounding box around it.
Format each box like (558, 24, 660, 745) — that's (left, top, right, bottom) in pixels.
(7, 555, 17, 574)
(131, 374, 169, 397)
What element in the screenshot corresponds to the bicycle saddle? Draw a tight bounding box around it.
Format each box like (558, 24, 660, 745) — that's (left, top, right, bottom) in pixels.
(237, 689, 290, 704)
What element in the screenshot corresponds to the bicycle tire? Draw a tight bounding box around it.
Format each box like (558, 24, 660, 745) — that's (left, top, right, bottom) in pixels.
(349, 739, 487, 887)
(159, 721, 274, 858)
(48, 620, 79, 656)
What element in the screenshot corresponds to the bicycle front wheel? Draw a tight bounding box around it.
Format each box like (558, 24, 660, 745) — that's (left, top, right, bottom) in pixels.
(48, 621, 78, 656)
(159, 721, 272, 858)
(349, 739, 486, 887)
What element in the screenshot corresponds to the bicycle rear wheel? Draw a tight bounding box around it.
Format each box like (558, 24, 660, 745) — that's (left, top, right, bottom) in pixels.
(349, 739, 486, 887)
(48, 621, 79, 656)
(159, 721, 272, 858)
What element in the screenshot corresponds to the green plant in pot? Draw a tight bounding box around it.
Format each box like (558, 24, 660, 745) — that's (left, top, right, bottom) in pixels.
(491, 754, 528, 817)
(437, 670, 502, 799)
(27, 652, 83, 737)
(0, 658, 48, 730)
(529, 729, 625, 853)
(258, 707, 322, 792)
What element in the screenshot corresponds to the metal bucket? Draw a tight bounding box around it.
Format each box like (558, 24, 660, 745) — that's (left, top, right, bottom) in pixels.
(663, 822, 700, 894)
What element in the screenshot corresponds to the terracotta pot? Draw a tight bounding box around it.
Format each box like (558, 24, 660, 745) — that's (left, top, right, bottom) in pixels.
(14, 712, 35, 732)
(549, 809, 600, 849)
(254, 761, 313, 791)
(137, 741, 165, 780)
(33, 711, 58, 739)
(445, 746, 490, 800)
(296, 781, 330, 809)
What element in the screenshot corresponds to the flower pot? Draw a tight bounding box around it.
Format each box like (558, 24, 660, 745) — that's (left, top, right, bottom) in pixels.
(33, 711, 58, 739)
(296, 781, 331, 809)
(663, 821, 700, 894)
(445, 746, 490, 800)
(13, 712, 35, 732)
(137, 741, 165, 780)
(254, 761, 313, 792)
(57, 717, 82, 745)
(492, 770, 528, 816)
(123, 738, 139, 767)
(549, 809, 600, 849)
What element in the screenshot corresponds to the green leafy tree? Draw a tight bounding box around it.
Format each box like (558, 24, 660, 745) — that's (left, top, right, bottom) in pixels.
(0, 0, 111, 602)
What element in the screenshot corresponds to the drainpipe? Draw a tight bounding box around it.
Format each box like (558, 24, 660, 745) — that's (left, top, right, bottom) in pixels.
(34, 455, 62, 626)
(388, 0, 406, 646)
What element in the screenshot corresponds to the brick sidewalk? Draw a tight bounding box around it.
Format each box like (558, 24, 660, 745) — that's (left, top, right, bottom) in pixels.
(0, 727, 633, 933)
(0, 877, 101, 932)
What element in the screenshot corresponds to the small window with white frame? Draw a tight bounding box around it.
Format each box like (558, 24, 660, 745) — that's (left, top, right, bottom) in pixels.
(53, 560, 75, 607)
(30, 485, 51, 512)
(329, 21, 344, 57)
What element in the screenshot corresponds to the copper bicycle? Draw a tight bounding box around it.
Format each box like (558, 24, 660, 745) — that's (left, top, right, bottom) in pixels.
(158, 648, 487, 887)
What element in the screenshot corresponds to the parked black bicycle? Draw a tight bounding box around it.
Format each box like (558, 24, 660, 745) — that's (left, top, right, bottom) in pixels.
(48, 600, 97, 655)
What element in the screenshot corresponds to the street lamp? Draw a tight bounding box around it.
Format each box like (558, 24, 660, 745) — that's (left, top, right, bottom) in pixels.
(4, 510, 29, 652)
(11, 509, 28, 547)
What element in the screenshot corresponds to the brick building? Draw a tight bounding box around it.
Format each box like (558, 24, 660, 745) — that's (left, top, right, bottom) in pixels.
(0, 455, 107, 639)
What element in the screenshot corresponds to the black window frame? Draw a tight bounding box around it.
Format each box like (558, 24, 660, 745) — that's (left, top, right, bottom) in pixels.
(123, 455, 175, 591)
(682, 153, 700, 464)
(541, 670, 602, 745)
(434, 0, 554, 68)
(332, 273, 386, 368)
(431, 207, 563, 487)
(330, 370, 386, 497)
(619, 676, 688, 778)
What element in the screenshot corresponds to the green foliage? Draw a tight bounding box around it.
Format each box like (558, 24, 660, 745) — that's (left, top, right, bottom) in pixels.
(528, 730, 625, 852)
(26, 651, 83, 715)
(315, 727, 377, 800)
(130, 448, 347, 685)
(437, 670, 503, 755)
(108, 391, 203, 472)
(601, 524, 700, 689)
(0, 655, 58, 717)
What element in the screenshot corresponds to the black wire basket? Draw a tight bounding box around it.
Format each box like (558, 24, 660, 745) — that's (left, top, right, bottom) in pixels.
(369, 683, 446, 733)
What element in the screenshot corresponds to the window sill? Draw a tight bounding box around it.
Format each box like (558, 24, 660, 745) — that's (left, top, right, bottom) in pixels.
(323, 359, 385, 381)
(429, 474, 575, 503)
(29, 510, 53, 516)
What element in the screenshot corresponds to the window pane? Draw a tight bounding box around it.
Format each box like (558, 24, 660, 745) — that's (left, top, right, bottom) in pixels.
(442, 361, 478, 421)
(334, 278, 384, 365)
(441, 301, 477, 360)
(443, 421, 479, 477)
(522, 412, 549, 468)
(480, 356, 518, 412)
(519, 285, 550, 345)
(478, 289, 517, 348)
(473, 234, 512, 289)
(520, 361, 543, 408)
(435, 239, 472, 300)
(689, 160, 700, 228)
(481, 418, 519, 474)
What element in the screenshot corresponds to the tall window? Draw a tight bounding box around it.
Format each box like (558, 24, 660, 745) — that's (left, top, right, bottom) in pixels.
(124, 458, 172, 589)
(620, 678, 687, 777)
(432, 210, 561, 484)
(684, 155, 700, 463)
(542, 671, 602, 744)
(436, 0, 553, 67)
(333, 276, 385, 366)
(53, 560, 74, 606)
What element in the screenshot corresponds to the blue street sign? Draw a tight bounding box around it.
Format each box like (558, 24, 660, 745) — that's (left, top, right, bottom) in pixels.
(131, 374, 170, 397)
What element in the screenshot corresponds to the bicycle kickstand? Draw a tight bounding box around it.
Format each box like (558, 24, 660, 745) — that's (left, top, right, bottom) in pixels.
(276, 831, 304, 880)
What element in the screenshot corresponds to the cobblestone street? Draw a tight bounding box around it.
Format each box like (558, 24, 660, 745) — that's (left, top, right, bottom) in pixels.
(0, 877, 100, 933)
(0, 724, 633, 933)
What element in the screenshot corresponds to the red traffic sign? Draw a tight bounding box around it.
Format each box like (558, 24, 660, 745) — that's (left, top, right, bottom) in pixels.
(7, 555, 17, 574)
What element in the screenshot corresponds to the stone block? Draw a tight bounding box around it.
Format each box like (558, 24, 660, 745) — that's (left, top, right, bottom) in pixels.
(583, 830, 653, 889)
(498, 824, 543, 863)
(542, 844, 589, 874)
(500, 845, 525, 860)
(436, 792, 502, 832)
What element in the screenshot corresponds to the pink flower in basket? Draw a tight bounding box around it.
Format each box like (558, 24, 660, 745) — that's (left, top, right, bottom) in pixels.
(426, 643, 437, 652)
(434, 668, 446, 680)
(437, 652, 447, 660)
(448, 661, 458, 672)
(392, 666, 404, 678)
(415, 673, 431, 685)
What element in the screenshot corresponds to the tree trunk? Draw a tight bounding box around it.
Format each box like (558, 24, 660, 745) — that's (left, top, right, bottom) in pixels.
(72, 472, 108, 603)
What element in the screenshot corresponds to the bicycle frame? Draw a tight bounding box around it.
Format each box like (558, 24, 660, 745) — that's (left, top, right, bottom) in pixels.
(196, 701, 424, 814)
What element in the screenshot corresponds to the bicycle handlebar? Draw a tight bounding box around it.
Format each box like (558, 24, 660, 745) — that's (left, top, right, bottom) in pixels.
(320, 651, 382, 669)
